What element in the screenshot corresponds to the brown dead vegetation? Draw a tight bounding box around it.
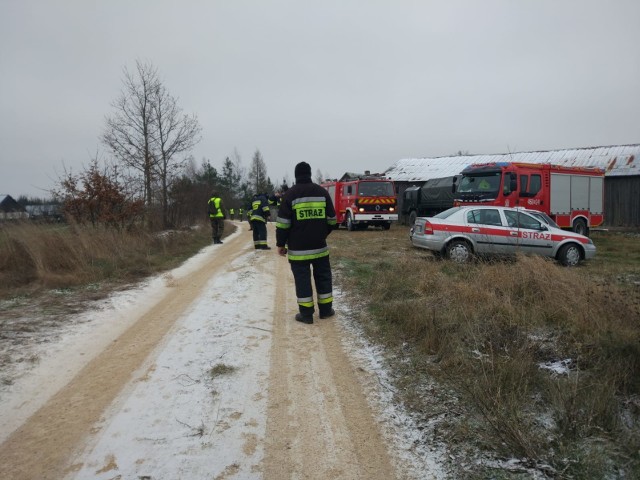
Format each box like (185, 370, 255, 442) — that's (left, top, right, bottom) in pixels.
(330, 226, 640, 479)
(0, 221, 221, 295)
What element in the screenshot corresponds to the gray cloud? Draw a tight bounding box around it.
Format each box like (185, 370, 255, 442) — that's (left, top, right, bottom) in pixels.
(1, 0, 639, 197)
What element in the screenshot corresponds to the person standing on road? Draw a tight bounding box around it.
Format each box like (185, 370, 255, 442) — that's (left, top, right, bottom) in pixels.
(207, 191, 226, 244)
(229, 207, 235, 220)
(250, 193, 271, 249)
(276, 162, 337, 324)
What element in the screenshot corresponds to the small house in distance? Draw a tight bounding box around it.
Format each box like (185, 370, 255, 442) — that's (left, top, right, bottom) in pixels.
(24, 204, 63, 222)
(0, 194, 28, 220)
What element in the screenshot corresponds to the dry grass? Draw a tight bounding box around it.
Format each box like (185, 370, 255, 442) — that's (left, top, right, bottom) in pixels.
(0, 220, 229, 391)
(330, 225, 640, 479)
(208, 363, 237, 378)
(0, 221, 225, 298)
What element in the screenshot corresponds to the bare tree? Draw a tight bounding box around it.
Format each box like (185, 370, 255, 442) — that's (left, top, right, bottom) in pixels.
(248, 149, 270, 193)
(451, 150, 470, 156)
(231, 148, 246, 188)
(152, 83, 201, 227)
(220, 156, 242, 206)
(102, 60, 160, 210)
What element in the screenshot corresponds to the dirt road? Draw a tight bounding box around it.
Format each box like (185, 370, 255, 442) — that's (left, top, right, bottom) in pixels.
(0, 224, 412, 479)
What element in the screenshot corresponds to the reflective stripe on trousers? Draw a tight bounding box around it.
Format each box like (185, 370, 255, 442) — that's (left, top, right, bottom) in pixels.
(290, 255, 333, 316)
(252, 221, 267, 248)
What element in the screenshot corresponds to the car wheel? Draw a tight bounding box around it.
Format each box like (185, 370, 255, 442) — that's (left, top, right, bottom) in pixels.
(347, 212, 355, 231)
(573, 218, 589, 236)
(446, 240, 473, 263)
(558, 243, 582, 267)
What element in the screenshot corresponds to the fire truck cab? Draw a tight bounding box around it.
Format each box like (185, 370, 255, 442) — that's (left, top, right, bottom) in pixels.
(454, 162, 604, 236)
(322, 174, 398, 230)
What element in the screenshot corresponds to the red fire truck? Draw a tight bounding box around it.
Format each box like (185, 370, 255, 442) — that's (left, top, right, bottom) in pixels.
(453, 162, 605, 235)
(322, 174, 398, 230)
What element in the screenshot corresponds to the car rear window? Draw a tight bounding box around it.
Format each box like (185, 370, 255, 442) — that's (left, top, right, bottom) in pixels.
(433, 207, 462, 219)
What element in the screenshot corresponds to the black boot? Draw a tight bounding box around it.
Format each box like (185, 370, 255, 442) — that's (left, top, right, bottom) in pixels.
(319, 308, 335, 319)
(295, 313, 313, 324)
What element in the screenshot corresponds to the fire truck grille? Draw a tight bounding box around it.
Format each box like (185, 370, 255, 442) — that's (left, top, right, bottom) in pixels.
(358, 198, 394, 204)
(359, 204, 394, 212)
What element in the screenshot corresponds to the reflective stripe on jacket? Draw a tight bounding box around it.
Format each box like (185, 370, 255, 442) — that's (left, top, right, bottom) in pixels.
(250, 197, 269, 222)
(275, 180, 336, 261)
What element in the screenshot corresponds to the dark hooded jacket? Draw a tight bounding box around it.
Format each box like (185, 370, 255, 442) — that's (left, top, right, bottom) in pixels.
(276, 178, 337, 261)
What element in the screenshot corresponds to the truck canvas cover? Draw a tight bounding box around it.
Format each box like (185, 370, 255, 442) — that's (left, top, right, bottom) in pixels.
(421, 176, 457, 208)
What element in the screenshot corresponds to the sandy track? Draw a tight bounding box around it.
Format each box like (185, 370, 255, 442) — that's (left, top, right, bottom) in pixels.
(0, 224, 398, 479)
(264, 243, 396, 479)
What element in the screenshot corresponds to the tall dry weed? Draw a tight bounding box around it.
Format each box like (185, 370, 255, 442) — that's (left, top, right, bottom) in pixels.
(0, 221, 212, 295)
(330, 226, 640, 477)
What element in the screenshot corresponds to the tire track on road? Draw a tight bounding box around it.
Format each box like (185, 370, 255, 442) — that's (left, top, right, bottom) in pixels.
(264, 240, 397, 479)
(0, 229, 249, 480)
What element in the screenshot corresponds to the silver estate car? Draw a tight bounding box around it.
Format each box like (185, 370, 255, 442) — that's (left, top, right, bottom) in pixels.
(410, 206, 596, 266)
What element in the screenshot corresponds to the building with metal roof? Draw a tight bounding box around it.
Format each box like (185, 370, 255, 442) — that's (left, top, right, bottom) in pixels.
(385, 144, 639, 181)
(385, 144, 640, 227)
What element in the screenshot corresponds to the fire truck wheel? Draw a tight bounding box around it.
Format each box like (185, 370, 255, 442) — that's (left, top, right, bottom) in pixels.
(558, 243, 582, 267)
(347, 212, 355, 231)
(572, 218, 589, 236)
(382, 223, 391, 230)
(446, 239, 473, 264)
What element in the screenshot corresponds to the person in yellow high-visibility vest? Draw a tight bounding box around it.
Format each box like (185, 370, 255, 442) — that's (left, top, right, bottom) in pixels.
(207, 191, 226, 244)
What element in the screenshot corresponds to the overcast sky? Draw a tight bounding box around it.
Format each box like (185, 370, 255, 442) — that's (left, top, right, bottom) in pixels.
(1, 0, 639, 198)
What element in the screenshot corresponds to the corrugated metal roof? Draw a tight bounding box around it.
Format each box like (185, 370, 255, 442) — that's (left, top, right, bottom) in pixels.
(385, 144, 640, 182)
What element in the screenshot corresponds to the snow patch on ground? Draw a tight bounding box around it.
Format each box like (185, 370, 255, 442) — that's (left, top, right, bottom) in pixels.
(0, 231, 243, 444)
(68, 245, 274, 479)
(538, 358, 573, 376)
(2, 226, 453, 479)
(333, 287, 448, 480)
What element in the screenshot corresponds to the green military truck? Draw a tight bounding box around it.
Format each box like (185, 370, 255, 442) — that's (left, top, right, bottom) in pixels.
(402, 175, 460, 225)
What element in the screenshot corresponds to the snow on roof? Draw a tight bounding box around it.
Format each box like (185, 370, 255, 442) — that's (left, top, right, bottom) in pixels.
(24, 204, 60, 215)
(385, 144, 640, 182)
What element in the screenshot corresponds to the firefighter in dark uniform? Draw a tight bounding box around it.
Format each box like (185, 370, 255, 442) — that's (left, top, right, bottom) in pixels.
(207, 191, 226, 244)
(250, 193, 271, 249)
(267, 192, 281, 221)
(276, 162, 337, 324)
